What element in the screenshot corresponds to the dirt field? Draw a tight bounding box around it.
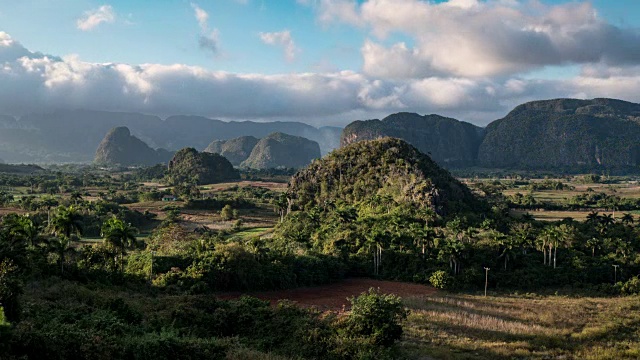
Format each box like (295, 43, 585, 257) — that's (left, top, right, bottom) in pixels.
(218, 278, 437, 311)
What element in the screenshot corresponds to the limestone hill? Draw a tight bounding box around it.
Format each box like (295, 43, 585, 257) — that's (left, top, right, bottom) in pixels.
(288, 137, 478, 215)
(240, 133, 321, 169)
(94, 127, 173, 166)
(478, 98, 640, 171)
(204, 136, 259, 165)
(341, 112, 483, 168)
(167, 148, 239, 185)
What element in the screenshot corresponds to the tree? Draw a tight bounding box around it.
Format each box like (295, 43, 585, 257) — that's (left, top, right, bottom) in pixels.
(101, 217, 138, 271)
(49, 206, 83, 239)
(220, 204, 235, 221)
(621, 213, 634, 225)
(343, 288, 408, 347)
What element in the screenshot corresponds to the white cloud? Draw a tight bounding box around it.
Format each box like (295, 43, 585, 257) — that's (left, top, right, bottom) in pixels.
(191, 3, 209, 31)
(77, 5, 116, 31)
(1, 31, 640, 127)
(314, 0, 640, 78)
(259, 30, 299, 61)
(191, 3, 220, 55)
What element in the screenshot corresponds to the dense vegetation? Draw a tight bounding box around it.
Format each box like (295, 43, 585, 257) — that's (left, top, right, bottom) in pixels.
(94, 127, 174, 166)
(3, 136, 640, 359)
(167, 148, 239, 185)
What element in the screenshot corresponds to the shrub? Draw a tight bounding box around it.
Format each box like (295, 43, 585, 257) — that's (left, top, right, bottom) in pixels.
(342, 288, 408, 347)
(429, 270, 453, 290)
(620, 276, 640, 295)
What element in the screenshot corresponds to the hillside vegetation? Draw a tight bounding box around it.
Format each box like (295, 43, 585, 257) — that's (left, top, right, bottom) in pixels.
(166, 148, 239, 185)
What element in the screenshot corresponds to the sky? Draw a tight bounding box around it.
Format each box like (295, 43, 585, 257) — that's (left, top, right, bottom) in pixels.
(0, 0, 639, 126)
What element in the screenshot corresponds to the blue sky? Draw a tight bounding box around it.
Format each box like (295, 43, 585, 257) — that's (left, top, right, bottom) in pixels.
(0, 0, 639, 126)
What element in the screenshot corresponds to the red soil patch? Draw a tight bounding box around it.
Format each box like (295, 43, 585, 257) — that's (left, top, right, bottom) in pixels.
(217, 278, 437, 311)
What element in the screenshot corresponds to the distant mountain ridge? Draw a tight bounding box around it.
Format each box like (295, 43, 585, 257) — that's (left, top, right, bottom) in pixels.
(341, 98, 640, 172)
(0, 110, 342, 163)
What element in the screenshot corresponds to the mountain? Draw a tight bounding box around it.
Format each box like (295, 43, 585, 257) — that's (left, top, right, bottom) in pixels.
(341, 112, 483, 167)
(94, 127, 174, 166)
(477, 98, 640, 171)
(0, 110, 342, 163)
(240, 132, 321, 169)
(204, 136, 259, 165)
(167, 148, 239, 185)
(288, 137, 478, 214)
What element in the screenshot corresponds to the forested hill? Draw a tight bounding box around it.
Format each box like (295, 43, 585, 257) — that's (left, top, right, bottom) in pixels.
(478, 98, 640, 171)
(341, 113, 483, 168)
(288, 137, 478, 215)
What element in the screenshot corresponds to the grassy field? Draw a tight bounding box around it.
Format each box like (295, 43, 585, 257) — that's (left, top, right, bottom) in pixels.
(400, 293, 640, 359)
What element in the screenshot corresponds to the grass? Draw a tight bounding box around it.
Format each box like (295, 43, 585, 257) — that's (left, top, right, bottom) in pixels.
(399, 293, 640, 359)
(229, 227, 273, 240)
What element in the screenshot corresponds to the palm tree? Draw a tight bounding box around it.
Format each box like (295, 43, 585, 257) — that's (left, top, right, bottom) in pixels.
(70, 191, 83, 205)
(621, 213, 634, 225)
(48, 236, 73, 274)
(4, 214, 42, 247)
(101, 217, 138, 271)
(49, 206, 83, 239)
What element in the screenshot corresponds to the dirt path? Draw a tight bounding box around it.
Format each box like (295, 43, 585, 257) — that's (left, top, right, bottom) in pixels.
(217, 278, 437, 311)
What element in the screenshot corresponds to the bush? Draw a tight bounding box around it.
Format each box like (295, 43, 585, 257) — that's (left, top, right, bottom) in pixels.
(620, 276, 640, 295)
(429, 270, 454, 290)
(342, 288, 408, 347)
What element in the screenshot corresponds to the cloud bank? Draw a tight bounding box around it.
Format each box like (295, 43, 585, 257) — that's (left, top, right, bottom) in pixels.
(2, 0, 640, 126)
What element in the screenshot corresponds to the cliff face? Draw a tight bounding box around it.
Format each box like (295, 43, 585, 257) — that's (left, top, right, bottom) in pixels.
(477, 98, 640, 170)
(203, 136, 259, 165)
(341, 112, 483, 168)
(94, 127, 173, 166)
(240, 132, 321, 169)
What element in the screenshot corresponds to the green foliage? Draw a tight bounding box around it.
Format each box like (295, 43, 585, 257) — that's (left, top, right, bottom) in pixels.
(166, 148, 239, 185)
(620, 276, 640, 295)
(342, 288, 408, 347)
(220, 204, 235, 221)
(429, 270, 454, 290)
